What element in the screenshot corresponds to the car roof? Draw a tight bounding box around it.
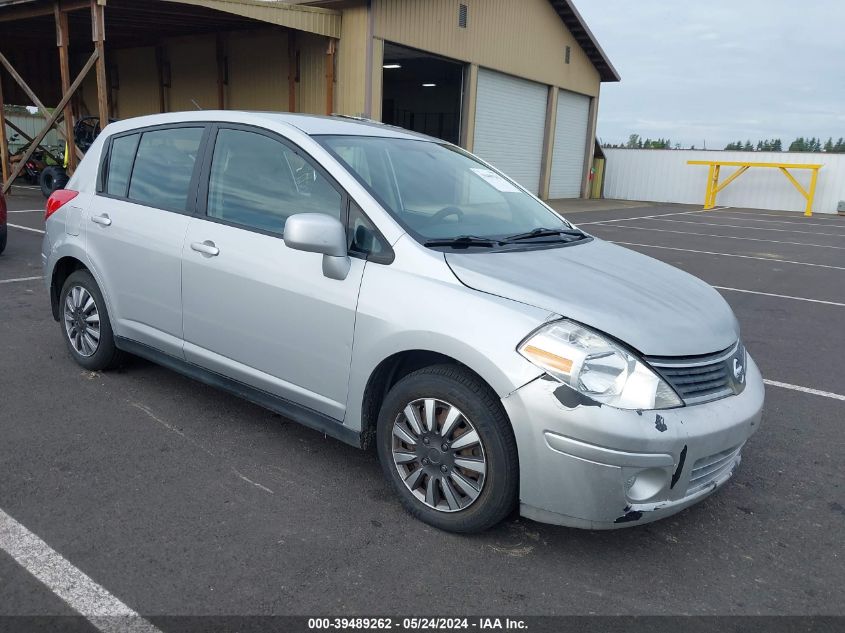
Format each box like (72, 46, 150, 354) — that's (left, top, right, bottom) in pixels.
(101, 110, 437, 142)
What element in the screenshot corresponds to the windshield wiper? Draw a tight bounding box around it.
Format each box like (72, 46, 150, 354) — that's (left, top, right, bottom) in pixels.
(423, 235, 498, 248)
(501, 227, 588, 243)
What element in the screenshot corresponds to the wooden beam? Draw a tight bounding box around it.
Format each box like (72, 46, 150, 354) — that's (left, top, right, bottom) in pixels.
(0, 0, 89, 23)
(2, 50, 98, 194)
(0, 74, 10, 190)
(91, 0, 109, 131)
(287, 31, 296, 112)
(0, 51, 76, 151)
(55, 1, 77, 173)
(325, 38, 336, 115)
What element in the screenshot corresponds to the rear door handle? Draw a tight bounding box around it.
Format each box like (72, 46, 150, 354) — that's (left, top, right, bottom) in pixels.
(190, 240, 219, 257)
(91, 214, 111, 226)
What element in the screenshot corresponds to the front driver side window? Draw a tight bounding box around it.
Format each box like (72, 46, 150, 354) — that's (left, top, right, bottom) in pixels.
(207, 128, 342, 235)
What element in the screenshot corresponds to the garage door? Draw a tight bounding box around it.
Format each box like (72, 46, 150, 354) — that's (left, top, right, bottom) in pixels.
(549, 89, 591, 198)
(473, 68, 548, 194)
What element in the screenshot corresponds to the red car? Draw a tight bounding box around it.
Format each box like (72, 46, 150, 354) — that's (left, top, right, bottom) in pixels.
(0, 189, 7, 255)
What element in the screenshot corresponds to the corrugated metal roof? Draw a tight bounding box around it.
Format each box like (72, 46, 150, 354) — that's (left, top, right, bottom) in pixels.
(159, 0, 341, 37)
(548, 0, 620, 82)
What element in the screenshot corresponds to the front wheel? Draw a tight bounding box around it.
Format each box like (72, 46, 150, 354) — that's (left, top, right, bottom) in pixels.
(377, 365, 518, 533)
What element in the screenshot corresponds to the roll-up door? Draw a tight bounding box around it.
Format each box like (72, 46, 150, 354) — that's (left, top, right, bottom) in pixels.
(549, 89, 590, 198)
(473, 68, 548, 195)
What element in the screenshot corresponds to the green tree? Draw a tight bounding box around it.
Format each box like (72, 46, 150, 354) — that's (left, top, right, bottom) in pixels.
(626, 134, 640, 149)
(824, 137, 834, 152)
(773, 138, 783, 151)
(789, 137, 806, 152)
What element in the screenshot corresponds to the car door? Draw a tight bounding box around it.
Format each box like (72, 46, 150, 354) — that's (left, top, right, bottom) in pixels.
(181, 125, 365, 421)
(86, 125, 207, 358)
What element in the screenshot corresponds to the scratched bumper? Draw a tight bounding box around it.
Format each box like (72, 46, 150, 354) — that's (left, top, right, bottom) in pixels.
(501, 355, 764, 529)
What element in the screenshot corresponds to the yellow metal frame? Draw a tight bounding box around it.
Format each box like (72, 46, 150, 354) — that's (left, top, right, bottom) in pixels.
(688, 160, 822, 216)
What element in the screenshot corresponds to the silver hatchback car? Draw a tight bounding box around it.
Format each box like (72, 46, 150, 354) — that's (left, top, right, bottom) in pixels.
(42, 112, 763, 532)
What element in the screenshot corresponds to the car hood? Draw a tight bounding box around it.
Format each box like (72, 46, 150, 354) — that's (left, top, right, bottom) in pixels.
(445, 238, 739, 357)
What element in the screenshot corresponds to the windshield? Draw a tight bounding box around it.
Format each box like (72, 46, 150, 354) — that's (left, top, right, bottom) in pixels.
(316, 135, 571, 243)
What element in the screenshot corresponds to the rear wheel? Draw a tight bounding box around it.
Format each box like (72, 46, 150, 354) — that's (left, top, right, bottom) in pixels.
(40, 166, 69, 198)
(59, 270, 123, 370)
(376, 364, 518, 533)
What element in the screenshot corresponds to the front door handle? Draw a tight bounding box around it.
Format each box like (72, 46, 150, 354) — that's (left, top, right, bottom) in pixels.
(190, 240, 219, 257)
(91, 214, 112, 226)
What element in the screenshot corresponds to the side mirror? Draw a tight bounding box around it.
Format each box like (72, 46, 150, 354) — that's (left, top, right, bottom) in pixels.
(283, 213, 351, 280)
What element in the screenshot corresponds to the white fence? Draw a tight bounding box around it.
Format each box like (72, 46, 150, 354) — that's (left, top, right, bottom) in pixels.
(4, 112, 61, 154)
(603, 149, 845, 214)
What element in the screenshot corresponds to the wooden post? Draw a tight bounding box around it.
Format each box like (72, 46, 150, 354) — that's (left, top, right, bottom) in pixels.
(216, 33, 226, 110)
(155, 45, 167, 113)
(91, 0, 108, 131)
(0, 73, 10, 190)
(55, 2, 77, 172)
(287, 31, 297, 112)
(325, 38, 336, 115)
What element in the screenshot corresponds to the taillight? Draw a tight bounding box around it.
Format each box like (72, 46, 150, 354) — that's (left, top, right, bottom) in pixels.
(45, 190, 79, 221)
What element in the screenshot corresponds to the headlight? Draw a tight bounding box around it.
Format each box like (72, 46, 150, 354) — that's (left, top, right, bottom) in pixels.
(518, 320, 683, 410)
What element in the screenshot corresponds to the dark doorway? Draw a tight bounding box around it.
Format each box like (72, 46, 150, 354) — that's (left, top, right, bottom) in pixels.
(381, 42, 464, 145)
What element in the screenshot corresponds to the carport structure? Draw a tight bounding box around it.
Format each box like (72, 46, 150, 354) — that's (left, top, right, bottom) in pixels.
(0, 0, 341, 193)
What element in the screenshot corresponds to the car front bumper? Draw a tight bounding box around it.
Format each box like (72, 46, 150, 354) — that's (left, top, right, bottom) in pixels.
(501, 355, 764, 529)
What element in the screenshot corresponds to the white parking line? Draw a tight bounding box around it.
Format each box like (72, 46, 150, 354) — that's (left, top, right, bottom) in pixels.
(611, 241, 845, 270)
(713, 286, 845, 307)
(0, 508, 163, 633)
(576, 209, 703, 226)
(591, 223, 845, 250)
(8, 223, 45, 234)
(639, 217, 843, 237)
(763, 380, 845, 402)
(707, 215, 843, 228)
(0, 276, 43, 285)
(8, 209, 43, 214)
(710, 209, 845, 221)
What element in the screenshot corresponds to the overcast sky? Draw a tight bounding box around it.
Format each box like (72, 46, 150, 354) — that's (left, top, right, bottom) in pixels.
(574, 0, 844, 149)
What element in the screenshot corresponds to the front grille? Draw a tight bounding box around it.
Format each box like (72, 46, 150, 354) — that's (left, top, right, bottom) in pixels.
(645, 343, 740, 405)
(686, 443, 743, 495)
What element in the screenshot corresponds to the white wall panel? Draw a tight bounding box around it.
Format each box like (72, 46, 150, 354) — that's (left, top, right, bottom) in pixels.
(603, 149, 845, 214)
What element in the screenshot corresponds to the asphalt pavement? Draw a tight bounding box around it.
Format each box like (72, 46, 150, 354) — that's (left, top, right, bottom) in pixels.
(1, 187, 843, 623)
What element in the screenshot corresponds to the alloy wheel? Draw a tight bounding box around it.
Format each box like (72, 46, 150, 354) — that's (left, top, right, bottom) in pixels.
(391, 398, 487, 512)
(63, 285, 101, 357)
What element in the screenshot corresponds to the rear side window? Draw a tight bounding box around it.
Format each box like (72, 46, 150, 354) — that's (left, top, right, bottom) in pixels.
(127, 127, 204, 211)
(105, 133, 139, 196)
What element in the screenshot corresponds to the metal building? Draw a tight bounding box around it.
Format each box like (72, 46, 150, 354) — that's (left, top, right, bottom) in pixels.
(0, 0, 618, 198)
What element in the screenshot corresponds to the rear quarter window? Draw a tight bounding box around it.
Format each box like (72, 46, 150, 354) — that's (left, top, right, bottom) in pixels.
(105, 133, 140, 197)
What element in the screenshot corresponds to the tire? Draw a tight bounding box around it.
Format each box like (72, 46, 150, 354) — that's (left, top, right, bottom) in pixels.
(376, 364, 518, 533)
(0, 225, 6, 256)
(40, 166, 69, 198)
(59, 270, 124, 370)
